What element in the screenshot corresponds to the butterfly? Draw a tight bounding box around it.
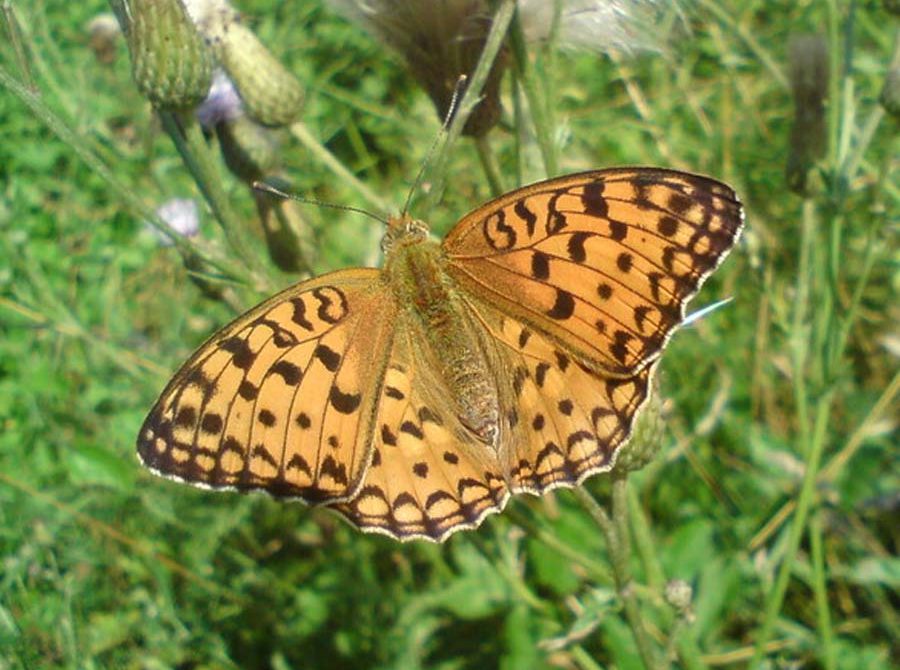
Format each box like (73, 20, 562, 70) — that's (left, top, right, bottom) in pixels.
(137, 167, 743, 542)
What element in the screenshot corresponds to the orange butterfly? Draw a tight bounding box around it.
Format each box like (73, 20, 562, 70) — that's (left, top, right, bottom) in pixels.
(138, 168, 743, 541)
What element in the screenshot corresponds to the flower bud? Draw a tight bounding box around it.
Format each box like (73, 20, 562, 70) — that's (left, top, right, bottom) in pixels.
(328, 0, 504, 136)
(145, 197, 200, 246)
(664, 580, 693, 613)
(216, 116, 280, 183)
(785, 34, 828, 195)
(86, 13, 121, 65)
(880, 65, 900, 119)
(126, 0, 213, 109)
(204, 13, 305, 127)
(613, 383, 663, 473)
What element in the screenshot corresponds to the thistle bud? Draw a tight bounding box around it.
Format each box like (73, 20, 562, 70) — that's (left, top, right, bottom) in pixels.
(664, 580, 694, 613)
(785, 34, 828, 195)
(253, 178, 315, 274)
(880, 65, 900, 119)
(86, 13, 121, 65)
(328, 0, 504, 137)
(613, 385, 663, 473)
(196, 69, 244, 128)
(203, 13, 305, 127)
(145, 197, 200, 246)
(216, 116, 280, 183)
(126, 0, 213, 109)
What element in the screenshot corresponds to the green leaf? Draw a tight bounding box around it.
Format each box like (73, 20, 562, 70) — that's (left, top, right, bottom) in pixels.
(68, 442, 136, 492)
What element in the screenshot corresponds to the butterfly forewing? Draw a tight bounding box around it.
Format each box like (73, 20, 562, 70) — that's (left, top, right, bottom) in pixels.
(138, 269, 395, 503)
(443, 168, 744, 376)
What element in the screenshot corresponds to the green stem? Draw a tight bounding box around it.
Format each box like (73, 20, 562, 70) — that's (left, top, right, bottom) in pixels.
(505, 508, 612, 583)
(475, 135, 504, 196)
(575, 484, 662, 670)
(158, 111, 267, 284)
(790, 198, 815, 448)
(289, 120, 390, 214)
(810, 512, 836, 670)
(750, 392, 834, 667)
(1, 0, 35, 90)
(627, 481, 665, 592)
(420, 0, 517, 215)
(695, 0, 789, 90)
(508, 8, 558, 176)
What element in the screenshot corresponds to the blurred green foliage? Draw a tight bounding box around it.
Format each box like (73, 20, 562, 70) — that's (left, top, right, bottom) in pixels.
(1, 1, 897, 669)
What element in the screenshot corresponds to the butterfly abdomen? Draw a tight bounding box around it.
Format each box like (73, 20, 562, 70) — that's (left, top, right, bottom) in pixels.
(386, 241, 501, 446)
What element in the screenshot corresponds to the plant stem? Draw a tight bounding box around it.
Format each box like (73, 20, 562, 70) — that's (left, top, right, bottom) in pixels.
(627, 481, 665, 591)
(158, 111, 268, 286)
(289, 120, 390, 214)
(810, 511, 836, 670)
(750, 391, 834, 667)
(419, 0, 517, 216)
(0, 65, 248, 285)
(508, 8, 558, 176)
(575, 483, 663, 670)
(475, 135, 504, 196)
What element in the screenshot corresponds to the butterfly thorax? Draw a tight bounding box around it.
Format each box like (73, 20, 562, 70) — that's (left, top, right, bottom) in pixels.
(384, 231, 501, 447)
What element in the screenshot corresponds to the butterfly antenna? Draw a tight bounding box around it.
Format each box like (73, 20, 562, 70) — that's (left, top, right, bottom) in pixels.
(401, 74, 469, 217)
(253, 181, 388, 226)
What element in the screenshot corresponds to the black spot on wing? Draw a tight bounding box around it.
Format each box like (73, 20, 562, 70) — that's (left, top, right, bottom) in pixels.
(221, 336, 255, 370)
(609, 220, 627, 241)
(400, 421, 424, 440)
(581, 181, 608, 217)
(175, 406, 196, 428)
(320, 455, 348, 486)
(381, 424, 398, 446)
(286, 453, 312, 476)
(271, 360, 302, 386)
(290, 298, 313, 330)
(314, 345, 341, 372)
(200, 413, 223, 434)
(531, 251, 551, 279)
(238, 380, 258, 400)
(329, 386, 361, 414)
(385, 386, 405, 400)
(514, 198, 537, 237)
(567, 232, 590, 263)
(547, 289, 575, 320)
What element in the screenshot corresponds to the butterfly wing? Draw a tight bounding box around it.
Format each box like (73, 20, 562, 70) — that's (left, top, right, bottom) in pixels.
(443, 168, 744, 376)
(329, 321, 509, 542)
(137, 269, 396, 504)
(467, 298, 654, 494)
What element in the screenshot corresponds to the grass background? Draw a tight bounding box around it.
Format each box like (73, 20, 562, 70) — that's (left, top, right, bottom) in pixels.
(1, 1, 897, 668)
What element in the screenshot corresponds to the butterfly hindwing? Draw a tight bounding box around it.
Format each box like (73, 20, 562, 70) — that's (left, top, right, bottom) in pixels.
(466, 298, 654, 494)
(330, 323, 509, 541)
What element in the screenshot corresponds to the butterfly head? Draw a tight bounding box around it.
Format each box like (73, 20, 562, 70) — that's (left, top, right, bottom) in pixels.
(382, 214, 430, 255)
